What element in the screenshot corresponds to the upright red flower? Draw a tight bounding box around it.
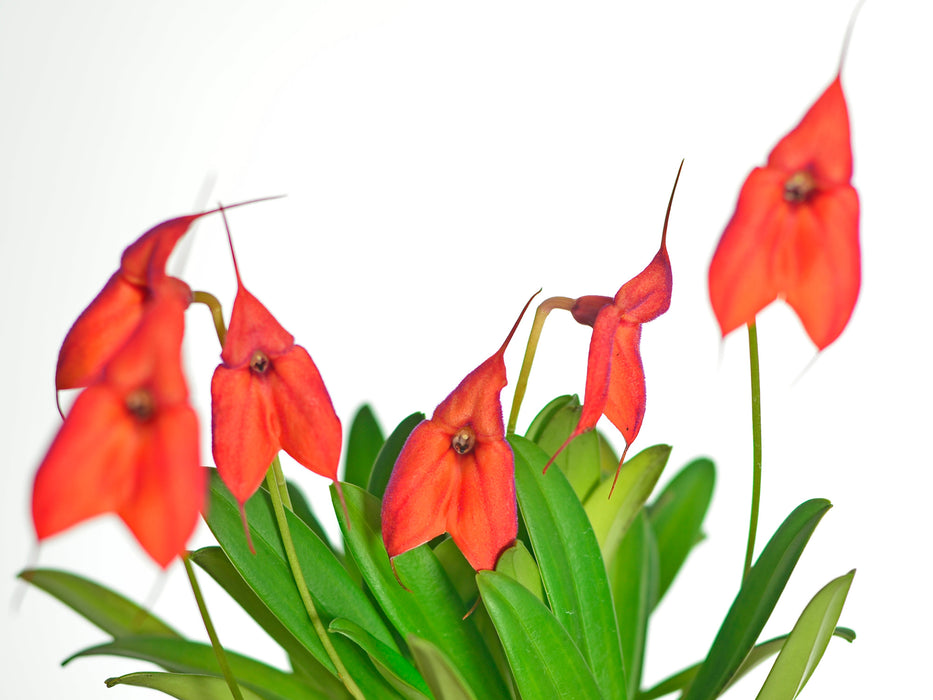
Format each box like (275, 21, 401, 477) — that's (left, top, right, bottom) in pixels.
(708, 72, 859, 350)
(33, 289, 203, 568)
(381, 293, 536, 572)
(547, 164, 681, 490)
(210, 218, 342, 509)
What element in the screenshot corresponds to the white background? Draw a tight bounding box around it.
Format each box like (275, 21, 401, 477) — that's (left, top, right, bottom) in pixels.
(1, 1, 930, 698)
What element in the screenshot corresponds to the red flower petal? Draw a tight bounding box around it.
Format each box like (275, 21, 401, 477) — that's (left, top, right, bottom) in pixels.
(221, 286, 295, 368)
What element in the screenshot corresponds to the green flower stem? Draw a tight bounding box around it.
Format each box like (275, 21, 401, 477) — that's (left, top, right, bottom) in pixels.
(743, 321, 763, 583)
(507, 296, 576, 435)
(182, 554, 245, 700)
(193, 290, 227, 347)
(269, 455, 293, 511)
(264, 468, 363, 700)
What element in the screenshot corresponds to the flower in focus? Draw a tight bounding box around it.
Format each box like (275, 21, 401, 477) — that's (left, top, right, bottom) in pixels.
(708, 74, 859, 350)
(33, 290, 203, 568)
(381, 293, 536, 572)
(547, 164, 681, 491)
(210, 219, 342, 509)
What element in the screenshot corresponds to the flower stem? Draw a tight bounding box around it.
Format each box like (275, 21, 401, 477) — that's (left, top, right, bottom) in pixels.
(743, 321, 763, 583)
(193, 290, 227, 347)
(264, 467, 363, 699)
(507, 296, 575, 434)
(269, 455, 293, 510)
(182, 554, 245, 700)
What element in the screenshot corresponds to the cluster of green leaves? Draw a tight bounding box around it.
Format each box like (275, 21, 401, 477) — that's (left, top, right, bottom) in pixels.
(19, 397, 854, 699)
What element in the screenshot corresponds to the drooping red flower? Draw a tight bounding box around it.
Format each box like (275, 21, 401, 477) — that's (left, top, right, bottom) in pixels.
(547, 164, 681, 489)
(55, 213, 208, 392)
(33, 290, 203, 568)
(210, 219, 342, 508)
(381, 293, 536, 572)
(708, 73, 859, 350)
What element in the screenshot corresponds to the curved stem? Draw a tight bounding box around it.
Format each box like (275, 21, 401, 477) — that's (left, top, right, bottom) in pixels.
(193, 290, 227, 347)
(182, 554, 245, 700)
(742, 321, 763, 583)
(507, 296, 575, 434)
(264, 468, 363, 699)
(269, 455, 293, 511)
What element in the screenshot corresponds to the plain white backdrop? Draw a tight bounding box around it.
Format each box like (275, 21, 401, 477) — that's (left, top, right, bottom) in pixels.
(1, 1, 930, 698)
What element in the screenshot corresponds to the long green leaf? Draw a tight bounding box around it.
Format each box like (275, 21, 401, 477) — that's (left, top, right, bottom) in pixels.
(478, 571, 604, 700)
(611, 511, 659, 699)
(67, 636, 319, 700)
(345, 404, 385, 490)
(756, 570, 855, 699)
(510, 435, 627, 700)
(105, 672, 266, 700)
(647, 457, 715, 606)
(17, 568, 178, 639)
(682, 499, 832, 700)
(583, 444, 671, 567)
(409, 636, 478, 700)
(332, 482, 510, 700)
(367, 411, 424, 499)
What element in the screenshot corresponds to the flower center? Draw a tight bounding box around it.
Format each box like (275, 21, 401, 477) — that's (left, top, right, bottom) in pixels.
(451, 427, 476, 455)
(249, 350, 270, 374)
(125, 388, 155, 421)
(783, 170, 817, 203)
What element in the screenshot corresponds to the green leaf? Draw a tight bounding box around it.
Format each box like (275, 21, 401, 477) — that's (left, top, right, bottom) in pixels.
(17, 568, 178, 639)
(478, 571, 604, 700)
(525, 394, 610, 500)
(495, 540, 544, 604)
(510, 435, 627, 700)
(345, 404, 386, 490)
(409, 636, 478, 700)
(756, 570, 856, 699)
(611, 511, 659, 699)
(638, 628, 856, 700)
(332, 482, 510, 700)
(68, 636, 320, 700)
(105, 672, 266, 700)
(647, 457, 715, 606)
(368, 411, 424, 500)
(189, 547, 344, 694)
(330, 618, 431, 699)
(682, 499, 833, 700)
(584, 444, 671, 568)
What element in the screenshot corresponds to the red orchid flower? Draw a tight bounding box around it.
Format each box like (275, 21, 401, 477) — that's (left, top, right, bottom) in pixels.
(33, 290, 203, 568)
(381, 293, 536, 572)
(547, 164, 681, 491)
(210, 215, 342, 512)
(708, 71, 859, 350)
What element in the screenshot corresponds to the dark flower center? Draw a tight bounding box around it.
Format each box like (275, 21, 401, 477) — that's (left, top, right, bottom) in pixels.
(249, 350, 271, 374)
(125, 388, 155, 421)
(783, 170, 817, 203)
(451, 427, 476, 455)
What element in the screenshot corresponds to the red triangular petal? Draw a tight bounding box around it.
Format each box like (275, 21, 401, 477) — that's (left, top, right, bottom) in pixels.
(221, 286, 295, 368)
(603, 322, 645, 445)
(120, 214, 203, 286)
(614, 244, 672, 324)
(381, 423, 458, 559)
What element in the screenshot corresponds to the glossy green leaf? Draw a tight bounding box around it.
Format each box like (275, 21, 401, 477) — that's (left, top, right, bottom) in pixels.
(495, 540, 544, 604)
(368, 411, 424, 500)
(510, 435, 627, 700)
(332, 482, 510, 700)
(638, 628, 855, 700)
(283, 480, 334, 552)
(611, 511, 659, 699)
(329, 618, 431, 699)
(584, 444, 671, 567)
(68, 635, 319, 700)
(525, 394, 606, 500)
(409, 636, 478, 700)
(757, 570, 855, 699)
(345, 404, 386, 490)
(17, 568, 178, 639)
(682, 499, 832, 700)
(478, 571, 604, 700)
(647, 457, 715, 606)
(189, 546, 343, 694)
(105, 672, 266, 700)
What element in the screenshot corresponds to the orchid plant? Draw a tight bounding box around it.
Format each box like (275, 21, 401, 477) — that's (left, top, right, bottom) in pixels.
(19, 10, 865, 700)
